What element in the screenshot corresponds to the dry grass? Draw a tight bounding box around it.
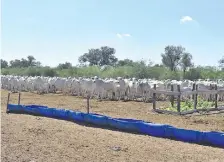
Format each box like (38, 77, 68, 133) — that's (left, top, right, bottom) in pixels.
(1, 90, 224, 162)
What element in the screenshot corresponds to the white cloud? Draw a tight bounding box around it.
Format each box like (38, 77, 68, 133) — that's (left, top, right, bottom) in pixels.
(123, 34, 131, 37)
(180, 16, 193, 24)
(116, 33, 131, 39)
(116, 33, 123, 39)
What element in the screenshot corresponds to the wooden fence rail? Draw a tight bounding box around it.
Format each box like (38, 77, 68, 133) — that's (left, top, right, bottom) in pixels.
(6, 92, 21, 113)
(152, 84, 224, 115)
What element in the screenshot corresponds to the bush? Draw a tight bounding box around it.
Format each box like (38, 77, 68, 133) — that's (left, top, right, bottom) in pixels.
(26, 67, 41, 76)
(184, 68, 201, 80)
(1, 69, 10, 75)
(42, 68, 58, 77)
(160, 71, 181, 80)
(1, 64, 224, 80)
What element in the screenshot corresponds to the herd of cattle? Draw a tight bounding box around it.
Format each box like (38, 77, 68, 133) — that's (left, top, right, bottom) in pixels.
(1, 75, 224, 102)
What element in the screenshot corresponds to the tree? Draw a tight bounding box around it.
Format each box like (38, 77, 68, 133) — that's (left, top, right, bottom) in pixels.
(78, 49, 101, 66)
(10, 59, 22, 68)
(35, 61, 42, 67)
(161, 45, 186, 71)
(117, 59, 134, 66)
(27, 55, 36, 66)
(154, 64, 163, 67)
(57, 62, 72, 69)
(9, 56, 39, 68)
(100, 46, 118, 66)
(78, 46, 118, 66)
(1, 59, 8, 68)
(147, 59, 154, 67)
(219, 56, 224, 70)
(180, 52, 193, 75)
(20, 58, 29, 67)
(184, 68, 201, 80)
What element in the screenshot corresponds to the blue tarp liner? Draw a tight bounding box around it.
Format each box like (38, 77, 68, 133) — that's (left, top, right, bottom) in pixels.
(83, 113, 108, 126)
(7, 104, 224, 148)
(138, 123, 170, 138)
(107, 118, 143, 132)
(164, 127, 204, 143)
(203, 131, 224, 148)
(69, 111, 85, 122)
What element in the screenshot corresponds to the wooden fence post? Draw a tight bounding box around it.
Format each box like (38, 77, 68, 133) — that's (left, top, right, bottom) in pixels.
(170, 85, 174, 107)
(152, 84, 156, 110)
(194, 84, 198, 110)
(87, 95, 90, 114)
(192, 83, 195, 100)
(215, 84, 218, 109)
(177, 85, 181, 113)
(18, 92, 21, 105)
(209, 84, 212, 101)
(6, 93, 11, 113)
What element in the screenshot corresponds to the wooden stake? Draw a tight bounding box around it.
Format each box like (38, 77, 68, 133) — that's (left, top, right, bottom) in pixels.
(177, 85, 181, 113)
(194, 84, 198, 110)
(6, 93, 11, 113)
(18, 92, 21, 105)
(87, 95, 90, 114)
(192, 83, 195, 100)
(170, 85, 174, 107)
(152, 84, 156, 110)
(215, 84, 218, 109)
(209, 84, 212, 101)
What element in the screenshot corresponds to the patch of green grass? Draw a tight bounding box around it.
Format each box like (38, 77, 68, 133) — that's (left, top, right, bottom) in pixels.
(165, 97, 215, 112)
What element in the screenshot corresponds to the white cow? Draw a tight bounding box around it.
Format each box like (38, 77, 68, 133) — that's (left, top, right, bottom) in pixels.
(1, 75, 224, 102)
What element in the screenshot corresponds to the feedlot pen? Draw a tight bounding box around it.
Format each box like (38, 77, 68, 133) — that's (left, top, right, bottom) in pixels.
(1, 90, 224, 162)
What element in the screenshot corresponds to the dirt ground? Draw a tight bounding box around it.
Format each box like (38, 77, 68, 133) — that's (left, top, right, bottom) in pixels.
(1, 90, 224, 162)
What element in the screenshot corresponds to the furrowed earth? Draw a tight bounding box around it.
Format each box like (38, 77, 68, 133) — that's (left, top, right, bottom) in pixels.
(1, 90, 224, 162)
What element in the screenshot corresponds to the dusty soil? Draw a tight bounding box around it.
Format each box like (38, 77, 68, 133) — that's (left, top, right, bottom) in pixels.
(1, 90, 224, 162)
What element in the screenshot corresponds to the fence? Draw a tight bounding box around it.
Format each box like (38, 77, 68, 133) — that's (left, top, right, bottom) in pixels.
(151, 84, 224, 115)
(5, 92, 224, 148)
(6, 92, 91, 114)
(6, 104, 224, 148)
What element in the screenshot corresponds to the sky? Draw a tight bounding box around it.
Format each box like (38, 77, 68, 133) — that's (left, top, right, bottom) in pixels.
(1, 0, 224, 67)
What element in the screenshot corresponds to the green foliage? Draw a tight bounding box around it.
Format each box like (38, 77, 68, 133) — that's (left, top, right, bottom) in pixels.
(2, 64, 224, 80)
(1, 69, 10, 75)
(1, 67, 58, 77)
(57, 62, 72, 70)
(219, 56, 224, 70)
(184, 68, 201, 80)
(1, 59, 8, 68)
(1, 46, 223, 80)
(161, 45, 186, 71)
(161, 71, 181, 80)
(180, 52, 193, 74)
(117, 59, 134, 66)
(6, 55, 41, 68)
(42, 68, 58, 77)
(166, 97, 215, 112)
(78, 46, 118, 66)
(25, 67, 41, 76)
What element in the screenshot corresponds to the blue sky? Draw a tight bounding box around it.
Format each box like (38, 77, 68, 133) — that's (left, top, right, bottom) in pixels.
(1, 0, 224, 67)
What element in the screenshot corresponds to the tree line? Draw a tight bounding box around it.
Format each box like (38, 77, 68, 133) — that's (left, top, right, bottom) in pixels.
(1, 45, 224, 80)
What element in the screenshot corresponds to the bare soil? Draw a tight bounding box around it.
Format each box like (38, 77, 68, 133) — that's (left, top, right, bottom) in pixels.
(1, 90, 224, 162)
